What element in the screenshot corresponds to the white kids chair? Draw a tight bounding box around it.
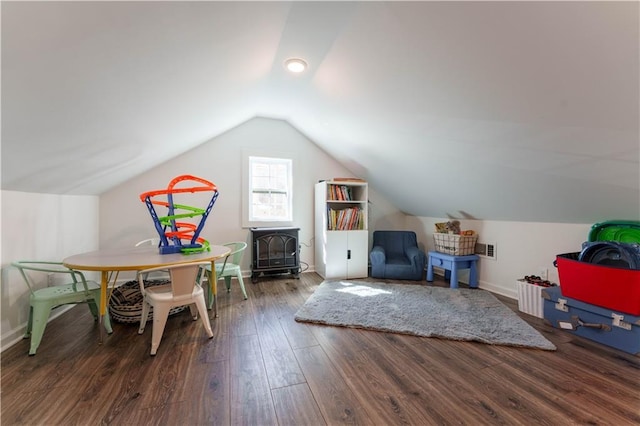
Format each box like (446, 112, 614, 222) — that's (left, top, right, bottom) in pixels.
(137, 261, 213, 355)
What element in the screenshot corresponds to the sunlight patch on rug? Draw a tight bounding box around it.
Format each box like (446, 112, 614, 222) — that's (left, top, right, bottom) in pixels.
(295, 281, 556, 351)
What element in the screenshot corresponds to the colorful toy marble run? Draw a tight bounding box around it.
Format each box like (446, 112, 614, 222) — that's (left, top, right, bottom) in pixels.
(140, 175, 218, 254)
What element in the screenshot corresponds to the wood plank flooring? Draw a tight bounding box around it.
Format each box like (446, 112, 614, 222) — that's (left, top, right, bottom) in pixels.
(2, 273, 639, 425)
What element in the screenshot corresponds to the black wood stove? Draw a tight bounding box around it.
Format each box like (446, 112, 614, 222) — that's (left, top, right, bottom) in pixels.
(250, 227, 300, 283)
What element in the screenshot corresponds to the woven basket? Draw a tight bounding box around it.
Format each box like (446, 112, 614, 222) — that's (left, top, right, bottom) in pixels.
(108, 279, 186, 324)
(433, 233, 478, 256)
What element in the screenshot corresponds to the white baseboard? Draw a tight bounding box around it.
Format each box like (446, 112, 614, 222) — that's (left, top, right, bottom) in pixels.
(431, 269, 516, 300)
(479, 280, 517, 300)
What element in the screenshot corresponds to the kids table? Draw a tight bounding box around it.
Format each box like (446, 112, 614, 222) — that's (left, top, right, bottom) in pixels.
(63, 244, 230, 343)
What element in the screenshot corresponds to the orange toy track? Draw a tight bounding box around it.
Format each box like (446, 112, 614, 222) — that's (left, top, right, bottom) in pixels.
(140, 175, 219, 254)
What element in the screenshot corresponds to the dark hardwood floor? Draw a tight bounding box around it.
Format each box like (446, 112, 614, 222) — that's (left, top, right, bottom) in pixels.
(2, 273, 639, 425)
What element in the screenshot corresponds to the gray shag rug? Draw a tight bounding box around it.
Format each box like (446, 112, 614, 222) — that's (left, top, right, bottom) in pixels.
(295, 281, 556, 351)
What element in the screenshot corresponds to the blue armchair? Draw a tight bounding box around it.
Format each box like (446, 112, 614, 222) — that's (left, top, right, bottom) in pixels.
(370, 231, 426, 280)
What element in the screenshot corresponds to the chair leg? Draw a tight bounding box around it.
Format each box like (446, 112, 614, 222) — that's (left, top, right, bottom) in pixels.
(87, 300, 99, 321)
(139, 300, 150, 334)
(224, 276, 232, 292)
(188, 303, 198, 320)
(194, 296, 213, 338)
(24, 306, 34, 339)
(28, 302, 53, 356)
(103, 309, 113, 334)
(236, 272, 248, 300)
(207, 284, 214, 310)
(87, 289, 113, 334)
(150, 304, 171, 356)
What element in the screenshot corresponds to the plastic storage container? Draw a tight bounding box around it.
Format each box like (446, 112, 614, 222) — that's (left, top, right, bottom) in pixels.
(588, 220, 640, 244)
(516, 280, 545, 318)
(555, 252, 640, 315)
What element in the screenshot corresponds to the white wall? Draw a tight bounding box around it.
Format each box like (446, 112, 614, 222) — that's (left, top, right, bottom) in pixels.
(99, 117, 405, 281)
(406, 216, 591, 298)
(1, 190, 99, 351)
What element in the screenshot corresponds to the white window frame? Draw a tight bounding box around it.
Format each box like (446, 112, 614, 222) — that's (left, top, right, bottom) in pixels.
(242, 151, 294, 228)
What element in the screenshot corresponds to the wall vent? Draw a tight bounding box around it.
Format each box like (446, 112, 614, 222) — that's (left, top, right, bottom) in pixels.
(475, 242, 497, 260)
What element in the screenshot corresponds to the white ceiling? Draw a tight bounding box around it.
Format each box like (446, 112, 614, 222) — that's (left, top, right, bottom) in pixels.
(2, 1, 638, 223)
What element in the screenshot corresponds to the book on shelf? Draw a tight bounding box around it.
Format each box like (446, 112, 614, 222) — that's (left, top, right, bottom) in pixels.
(327, 206, 363, 230)
(328, 184, 354, 201)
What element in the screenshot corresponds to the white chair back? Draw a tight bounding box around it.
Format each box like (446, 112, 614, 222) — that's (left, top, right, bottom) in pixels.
(168, 263, 203, 301)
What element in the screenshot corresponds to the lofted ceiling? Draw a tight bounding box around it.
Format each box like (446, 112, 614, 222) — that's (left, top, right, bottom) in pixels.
(2, 1, 638, 224)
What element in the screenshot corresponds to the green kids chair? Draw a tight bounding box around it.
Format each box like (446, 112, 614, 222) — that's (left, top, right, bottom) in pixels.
(12, 261, 113, 355)
(200, 241, 248, 307)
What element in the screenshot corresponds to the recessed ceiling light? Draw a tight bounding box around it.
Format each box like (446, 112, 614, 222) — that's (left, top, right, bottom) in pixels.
(284, 58, 308, 73)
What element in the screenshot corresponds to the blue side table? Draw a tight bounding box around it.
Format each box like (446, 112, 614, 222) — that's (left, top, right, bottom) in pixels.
(426, 251, 479, 289)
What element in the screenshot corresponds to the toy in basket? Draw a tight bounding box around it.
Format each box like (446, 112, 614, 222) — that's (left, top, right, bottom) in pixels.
(434, 221, 478, 256)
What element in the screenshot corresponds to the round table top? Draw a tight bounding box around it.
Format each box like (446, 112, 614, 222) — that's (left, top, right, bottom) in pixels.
(63, 245, 231, 272)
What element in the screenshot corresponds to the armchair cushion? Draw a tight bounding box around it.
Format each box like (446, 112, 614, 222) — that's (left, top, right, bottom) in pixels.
(370, 231, 426, 280)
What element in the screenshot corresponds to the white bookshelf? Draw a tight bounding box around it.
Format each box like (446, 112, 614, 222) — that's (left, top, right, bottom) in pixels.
(314, 180, 368, 279)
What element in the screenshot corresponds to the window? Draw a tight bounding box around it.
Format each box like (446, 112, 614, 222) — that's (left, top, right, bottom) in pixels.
(245, 155, 293, 226)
